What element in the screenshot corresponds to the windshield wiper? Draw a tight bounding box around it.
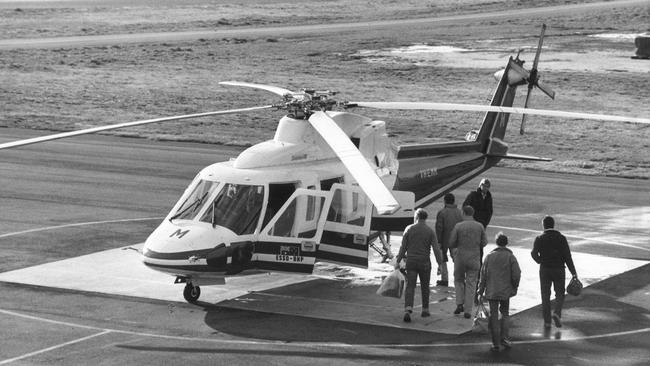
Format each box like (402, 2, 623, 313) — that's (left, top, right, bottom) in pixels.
(169, 193, 208, 222)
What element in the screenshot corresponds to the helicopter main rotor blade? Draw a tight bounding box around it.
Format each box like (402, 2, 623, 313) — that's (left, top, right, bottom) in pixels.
(219, 81, 294, 97)
(347, 102, 650, 125)
(308, 111, 400, 215)
(0, 105, 274, 150)
(520, 88, 533, 135)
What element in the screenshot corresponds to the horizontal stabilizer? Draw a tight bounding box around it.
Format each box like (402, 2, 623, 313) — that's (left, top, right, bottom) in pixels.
(490, 153, 552, 162)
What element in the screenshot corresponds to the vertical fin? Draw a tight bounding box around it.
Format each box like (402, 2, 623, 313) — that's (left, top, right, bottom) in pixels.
(474, 57, 523, 150)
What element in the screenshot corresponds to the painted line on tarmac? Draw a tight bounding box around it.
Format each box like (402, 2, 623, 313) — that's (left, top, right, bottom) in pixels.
(1, 308, 648, 351)
(3, 219, 645, 252)
(0, 217, 163, 239)
(491, 225, 650, 252)
(0, 329, 111, 365)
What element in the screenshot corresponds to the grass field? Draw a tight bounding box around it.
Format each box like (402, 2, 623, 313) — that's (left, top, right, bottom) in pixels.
(1, 0, 648, 178)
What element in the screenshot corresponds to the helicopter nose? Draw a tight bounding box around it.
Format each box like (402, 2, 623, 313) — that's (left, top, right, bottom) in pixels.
(141, 223, 212, 266)
(141, 222, 254, 275)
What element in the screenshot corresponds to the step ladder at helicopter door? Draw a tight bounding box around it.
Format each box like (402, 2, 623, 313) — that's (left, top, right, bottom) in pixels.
(317, 183, 372, 268)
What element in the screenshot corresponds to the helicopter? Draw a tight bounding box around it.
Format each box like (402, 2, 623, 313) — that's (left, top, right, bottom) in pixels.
(1, 26, 648, 303)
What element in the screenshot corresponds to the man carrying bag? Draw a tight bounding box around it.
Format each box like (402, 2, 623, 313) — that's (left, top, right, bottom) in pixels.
(477, 233, 521, 352)
(394, 208, 442, 322)
(531, 215, 579, 330)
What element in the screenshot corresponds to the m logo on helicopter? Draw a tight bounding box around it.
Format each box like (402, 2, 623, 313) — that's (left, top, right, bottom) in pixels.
(169, 229, 190, 239)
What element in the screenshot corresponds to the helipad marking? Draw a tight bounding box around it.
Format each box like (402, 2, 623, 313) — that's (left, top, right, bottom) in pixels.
(0, 217, 163, 239)
(0, 328, 111, 365)
(0, 308, 648, 351)
(0, 218, 647, 336)
(491, 224, 650, 252)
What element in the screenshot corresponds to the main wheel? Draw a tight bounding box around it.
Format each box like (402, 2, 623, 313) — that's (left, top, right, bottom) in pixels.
(183, 283, 201, 303)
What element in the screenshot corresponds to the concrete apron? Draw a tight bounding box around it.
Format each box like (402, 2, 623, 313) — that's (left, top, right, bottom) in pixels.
(0, 240, 646, 335)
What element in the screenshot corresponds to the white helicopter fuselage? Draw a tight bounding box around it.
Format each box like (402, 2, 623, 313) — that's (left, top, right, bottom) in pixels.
(141, 111, 397, 284)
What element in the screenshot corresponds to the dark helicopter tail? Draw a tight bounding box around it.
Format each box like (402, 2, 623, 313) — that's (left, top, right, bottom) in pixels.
(385, 52, 555, 214)
(475, 25, 555, 158)
(473, 55, 554, 160)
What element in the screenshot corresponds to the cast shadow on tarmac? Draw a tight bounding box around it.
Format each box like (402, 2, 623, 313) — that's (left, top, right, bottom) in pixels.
(191, 263, 649, 350)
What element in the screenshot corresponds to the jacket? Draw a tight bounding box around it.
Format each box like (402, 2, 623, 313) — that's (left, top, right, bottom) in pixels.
(531, 229, 577, 275)
(435, 203, 463, 249)
(478, 247, 521, 300)
(448, 218, 487, 265)
(396, 220, 441, 265)
(463, 189, 493, 228)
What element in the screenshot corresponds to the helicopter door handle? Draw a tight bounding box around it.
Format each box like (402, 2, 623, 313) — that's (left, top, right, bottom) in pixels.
(301, 241, 316, 252)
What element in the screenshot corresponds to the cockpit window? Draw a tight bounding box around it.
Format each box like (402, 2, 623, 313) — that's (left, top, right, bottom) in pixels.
(200, 183, 265, 235)
(170, 179, 219, 221)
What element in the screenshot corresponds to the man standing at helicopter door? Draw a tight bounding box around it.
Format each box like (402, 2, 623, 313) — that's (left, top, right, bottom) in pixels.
(463, 178, 493, 263)
(394, 208, 442, 322)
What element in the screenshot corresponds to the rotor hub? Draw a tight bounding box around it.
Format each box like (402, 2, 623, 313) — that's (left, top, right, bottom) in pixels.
(276, 89, 339, 119)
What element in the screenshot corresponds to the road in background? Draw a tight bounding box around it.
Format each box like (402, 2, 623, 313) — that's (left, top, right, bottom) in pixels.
(0, 0, 647, 49)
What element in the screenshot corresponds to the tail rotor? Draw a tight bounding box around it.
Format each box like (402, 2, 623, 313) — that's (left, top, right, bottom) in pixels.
(520, 23, 556, 134)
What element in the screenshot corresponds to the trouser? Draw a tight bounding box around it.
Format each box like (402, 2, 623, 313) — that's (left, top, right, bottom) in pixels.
(404, 260, 432, 312)
(440, 262, 449, 282)
(440, 245, 450, 282)
(488, 299, 510, 346)
(454, 258, 480, 314)
(540, 266, 566, 324)
(379, 232, 393, 258)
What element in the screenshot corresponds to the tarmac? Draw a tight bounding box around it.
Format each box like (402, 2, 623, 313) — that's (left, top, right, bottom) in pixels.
(0, 131, 648, 365)
(0, 237, 645, 336)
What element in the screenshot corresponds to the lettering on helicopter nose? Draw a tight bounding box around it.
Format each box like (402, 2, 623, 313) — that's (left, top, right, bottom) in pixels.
(170, 229, 190, 239)
(419, 167, 438, 179)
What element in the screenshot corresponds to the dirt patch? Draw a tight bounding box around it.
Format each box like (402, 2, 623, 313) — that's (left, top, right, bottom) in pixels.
(0, 0, 648, 178)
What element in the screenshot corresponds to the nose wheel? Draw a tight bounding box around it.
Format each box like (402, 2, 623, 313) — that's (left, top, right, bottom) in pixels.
(183, 283, 201, 303)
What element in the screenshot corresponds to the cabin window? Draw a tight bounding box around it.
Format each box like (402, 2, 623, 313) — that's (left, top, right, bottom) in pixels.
(199, 183, 264, 235)
(320, 176, 344, 191)
(327, 187, 368, 227)
(263, 183, 297, 228)
(306, 185, 316, 221)
(265, 194, 326, 239)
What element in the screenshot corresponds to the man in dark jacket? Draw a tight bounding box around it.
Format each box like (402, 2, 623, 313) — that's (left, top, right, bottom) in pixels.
(463, 178, 493, 229)
(531, 215, 579, 329)
(463, 178, 493, 263)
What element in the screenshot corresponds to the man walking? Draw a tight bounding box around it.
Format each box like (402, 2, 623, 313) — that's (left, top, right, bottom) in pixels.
(531, 215, 579, 329)
(449, 205, 487, 318)
(463, 178, 493, 263)
(478, 233, 521, 352)
(435, 193, 463, 287)
(395, 208, 442, 322)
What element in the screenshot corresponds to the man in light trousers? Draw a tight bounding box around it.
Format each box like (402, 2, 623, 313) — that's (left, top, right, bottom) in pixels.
(449, 205, 487, 318)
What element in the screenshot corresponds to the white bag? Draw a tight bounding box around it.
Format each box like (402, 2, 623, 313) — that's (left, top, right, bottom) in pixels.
(472, 301, 490, 334)
(376, 269, 405, 298)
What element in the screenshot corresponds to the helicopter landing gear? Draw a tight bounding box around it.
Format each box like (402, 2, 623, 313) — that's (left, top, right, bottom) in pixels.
(183, 283, 201, 303)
